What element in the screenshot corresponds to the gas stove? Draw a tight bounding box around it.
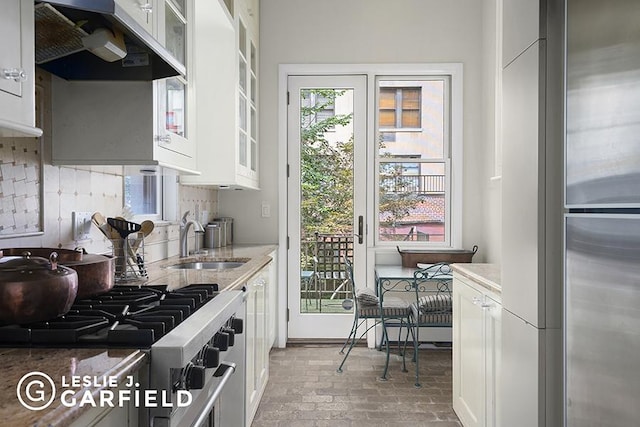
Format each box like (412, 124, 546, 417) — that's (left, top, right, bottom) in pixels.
(0, 284, 247, 427)
(0, 284, 222, 347)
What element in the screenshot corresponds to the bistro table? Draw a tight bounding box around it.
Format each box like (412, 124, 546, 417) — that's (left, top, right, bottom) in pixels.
(374, 263, 454, 387)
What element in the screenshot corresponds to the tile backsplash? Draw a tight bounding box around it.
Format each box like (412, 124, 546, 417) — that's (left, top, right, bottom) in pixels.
(0, 136, 218, 260)
(0, 137, 42, 236)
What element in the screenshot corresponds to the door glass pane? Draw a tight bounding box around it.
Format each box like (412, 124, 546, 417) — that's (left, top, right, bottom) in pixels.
(165, 3, 186, 65)
(250, 42, 257, 74)
(239, 132, 247, 167)
(377, 79, 448, 243)
(165, 77, 185, 137)
(250, 106, 256, 139)
(239, 95, 247, 131)
(299, 88, 354, 313)
(239, 20, 247, 58)
(169, 0, 185, 15)
(251, 140, 257, 171)
(239, 57, 247, 94)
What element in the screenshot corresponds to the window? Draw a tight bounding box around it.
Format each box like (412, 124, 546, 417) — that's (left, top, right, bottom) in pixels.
(379, 86, 421, 129)
(124, 175, 161, 217)
(301, 90, 336, 129)
(123, 170, 178, 221)
(376, 77, 452, 245)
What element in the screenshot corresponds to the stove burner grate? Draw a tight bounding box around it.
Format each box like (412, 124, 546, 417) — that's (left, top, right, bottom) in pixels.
(0, 284, 219, 347)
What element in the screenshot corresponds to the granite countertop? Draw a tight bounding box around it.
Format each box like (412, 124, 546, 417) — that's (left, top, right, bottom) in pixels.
(143, 244, 277, 291)
(451, 263, 501, 295)
(0, 244, 277, 427)
(0, 348, 147, 427)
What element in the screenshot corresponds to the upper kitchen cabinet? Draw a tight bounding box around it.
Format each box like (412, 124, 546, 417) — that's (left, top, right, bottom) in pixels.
(154, 0, 193, 160)
(48, 0, 197, 173)
(115, 0, 154, 34)
(0, 0, 42, 137)
(502, 0, 545, 66)
(501, 0, 563, 330)
(182, 0, 260, 189)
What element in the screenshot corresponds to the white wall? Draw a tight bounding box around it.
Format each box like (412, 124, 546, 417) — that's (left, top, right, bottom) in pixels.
(222, 0, 500, 262)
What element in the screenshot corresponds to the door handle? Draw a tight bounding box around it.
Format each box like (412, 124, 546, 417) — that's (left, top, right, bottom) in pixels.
(355, 215, 363, 244)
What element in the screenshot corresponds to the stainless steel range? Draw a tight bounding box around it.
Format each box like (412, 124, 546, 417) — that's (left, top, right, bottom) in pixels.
(0, 284, 246, 427)
(150, 289, 246, 427)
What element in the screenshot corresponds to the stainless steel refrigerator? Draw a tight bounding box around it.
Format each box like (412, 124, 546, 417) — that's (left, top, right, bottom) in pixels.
(565, 1, 640, 425)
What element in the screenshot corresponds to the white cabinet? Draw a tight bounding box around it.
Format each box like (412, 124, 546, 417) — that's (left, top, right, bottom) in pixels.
(49, 0, 196, 173)
(115, 0, 154, 34)
(245, 260, 271, 425)
(0, 0, 42, 137)
(181, 0, 259, 189)
(501, 41, 545, 328)
(50, 78, 196, 173)
(453, 275, 501, 427)
(153, 0, 193, 160)
(236, 2, 259, 186)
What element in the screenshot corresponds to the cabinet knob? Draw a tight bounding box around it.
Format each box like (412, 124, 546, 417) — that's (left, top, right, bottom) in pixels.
(140, 3, 153, 13)
(3, 68, 27, 82)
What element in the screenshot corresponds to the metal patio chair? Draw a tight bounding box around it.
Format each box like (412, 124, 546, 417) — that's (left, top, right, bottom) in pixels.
(408, 262, 453, 387)
(337, 256, 412, 380)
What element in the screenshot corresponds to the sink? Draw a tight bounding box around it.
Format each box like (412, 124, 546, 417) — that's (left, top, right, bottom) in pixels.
(167, 261, 246, 270)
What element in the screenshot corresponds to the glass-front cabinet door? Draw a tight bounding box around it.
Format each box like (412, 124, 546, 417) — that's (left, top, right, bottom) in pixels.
(154, 0, 193, 158)
(237, 13, 258, 184)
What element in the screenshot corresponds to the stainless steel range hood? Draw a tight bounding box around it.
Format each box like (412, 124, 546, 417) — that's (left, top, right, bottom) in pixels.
(35, 0, 185, 80)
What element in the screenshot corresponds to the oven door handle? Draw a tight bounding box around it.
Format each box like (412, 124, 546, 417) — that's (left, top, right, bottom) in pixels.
(191, 362, 236, 427)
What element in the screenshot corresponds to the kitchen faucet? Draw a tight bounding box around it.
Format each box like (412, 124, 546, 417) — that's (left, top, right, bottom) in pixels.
(179, 211, 204, 257)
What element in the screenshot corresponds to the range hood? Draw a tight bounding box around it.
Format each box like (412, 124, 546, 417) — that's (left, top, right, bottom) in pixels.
(35, 0, 185, 81)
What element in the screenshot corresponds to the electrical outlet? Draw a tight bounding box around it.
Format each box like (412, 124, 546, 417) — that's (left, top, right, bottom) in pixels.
(73, 211, 92, 240)
(261, 202, 271, 218)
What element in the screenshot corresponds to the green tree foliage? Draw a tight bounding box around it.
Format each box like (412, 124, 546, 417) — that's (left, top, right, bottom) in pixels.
(300, 89, 353, 238)
(300, 89, 425, 242)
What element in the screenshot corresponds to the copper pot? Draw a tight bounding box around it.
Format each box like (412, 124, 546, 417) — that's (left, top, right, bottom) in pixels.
(1, 248, 115, 299)
(0, 252, 78, 324)
(63, 253, 115, 299)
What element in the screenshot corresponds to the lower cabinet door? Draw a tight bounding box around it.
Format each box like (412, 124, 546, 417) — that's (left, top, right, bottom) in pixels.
(453, 278, 486, 427)
(246, 267, 269, 425)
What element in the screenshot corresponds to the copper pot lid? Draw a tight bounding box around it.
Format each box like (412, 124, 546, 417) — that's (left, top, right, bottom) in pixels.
(0, 251, 74, 275)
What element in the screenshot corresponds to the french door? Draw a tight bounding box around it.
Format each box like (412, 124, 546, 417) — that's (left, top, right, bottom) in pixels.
(287, 75, 367, 339)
